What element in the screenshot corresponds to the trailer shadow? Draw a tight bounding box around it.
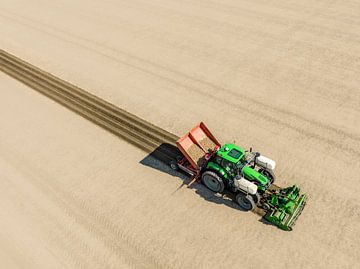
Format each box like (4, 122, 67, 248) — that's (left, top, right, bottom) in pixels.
(139, 144, 246, 212)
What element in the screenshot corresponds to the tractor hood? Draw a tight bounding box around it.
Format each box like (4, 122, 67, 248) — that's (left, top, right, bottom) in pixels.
(242, 166, 269, 189)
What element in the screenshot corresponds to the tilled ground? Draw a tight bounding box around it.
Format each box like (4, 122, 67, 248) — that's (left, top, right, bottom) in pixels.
(0, 0, 360, 268)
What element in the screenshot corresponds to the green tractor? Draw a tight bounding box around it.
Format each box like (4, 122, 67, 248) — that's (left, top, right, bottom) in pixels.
(201, 143, 276, 210)
(172, 122, 307, 231)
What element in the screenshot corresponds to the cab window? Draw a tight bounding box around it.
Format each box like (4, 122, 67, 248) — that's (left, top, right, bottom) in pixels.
(228, 149, 242, 159)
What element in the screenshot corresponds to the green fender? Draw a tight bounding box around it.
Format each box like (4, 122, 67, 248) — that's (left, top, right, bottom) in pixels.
(206, 161, 229, 180)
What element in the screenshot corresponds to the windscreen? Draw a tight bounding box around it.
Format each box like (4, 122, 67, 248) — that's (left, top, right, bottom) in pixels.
(228, 149, 242, 159)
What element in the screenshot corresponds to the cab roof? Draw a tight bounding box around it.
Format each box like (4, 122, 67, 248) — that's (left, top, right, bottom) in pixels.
(217, 143, 245, 163)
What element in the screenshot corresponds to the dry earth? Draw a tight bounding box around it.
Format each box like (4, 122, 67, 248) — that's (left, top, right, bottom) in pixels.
(1, 0, 360, 268)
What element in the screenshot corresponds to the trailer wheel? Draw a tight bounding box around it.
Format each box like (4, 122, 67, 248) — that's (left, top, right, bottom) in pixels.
(236, 193, 255, 211)
(201, 171, 225, 193)
(169, 161, 178, 171)
(259, 168, 275, 184)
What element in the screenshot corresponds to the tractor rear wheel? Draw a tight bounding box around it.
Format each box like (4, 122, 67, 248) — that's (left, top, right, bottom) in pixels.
(259, 168, 276, 184)
(236, 193, 255, 211)
(201, 171, 225, 193)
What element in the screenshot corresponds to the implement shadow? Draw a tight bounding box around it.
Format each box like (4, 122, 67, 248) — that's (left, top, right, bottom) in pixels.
(139, 143, 245, 211)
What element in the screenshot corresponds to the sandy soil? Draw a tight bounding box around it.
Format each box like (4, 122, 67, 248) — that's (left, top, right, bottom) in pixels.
(1, 0, 360, 268)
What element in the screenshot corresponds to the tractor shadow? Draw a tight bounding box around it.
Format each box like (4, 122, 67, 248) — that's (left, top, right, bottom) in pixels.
(139, 143, 246, 212)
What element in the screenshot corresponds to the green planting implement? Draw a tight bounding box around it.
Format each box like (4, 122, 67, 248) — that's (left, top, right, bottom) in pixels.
(263, 185, 307, 231)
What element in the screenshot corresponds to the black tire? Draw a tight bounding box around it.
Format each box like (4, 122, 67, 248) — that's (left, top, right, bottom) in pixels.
(252, 192, 261, 204)
(262, 203, 271, 211)
(169, 161, 178, 171)
(201, 171, 225, 193)
(236, 193, 255, 211)
(259, 168, 276, 184)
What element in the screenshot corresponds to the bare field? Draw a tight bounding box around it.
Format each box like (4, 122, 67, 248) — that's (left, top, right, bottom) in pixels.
(1, 0, 360, 268)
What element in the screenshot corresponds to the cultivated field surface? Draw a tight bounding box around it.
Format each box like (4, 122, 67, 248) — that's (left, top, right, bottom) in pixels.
(1, 0, 360, 268)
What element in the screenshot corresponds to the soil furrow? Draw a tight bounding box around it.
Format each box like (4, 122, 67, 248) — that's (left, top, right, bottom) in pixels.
(0, 51, 177, 145)
(0, 63, 159, 150)
(0, 66, 157, 153)
(0, 50, 181, 163)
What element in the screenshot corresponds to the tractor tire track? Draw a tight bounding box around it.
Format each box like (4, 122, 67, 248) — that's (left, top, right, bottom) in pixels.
(0, 49, 181, 164)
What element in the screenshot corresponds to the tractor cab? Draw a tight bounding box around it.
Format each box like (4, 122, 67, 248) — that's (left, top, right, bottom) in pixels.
(206, 144, 242, 178)
(211, 144, 245, 175)
(217, 144, 245, 163)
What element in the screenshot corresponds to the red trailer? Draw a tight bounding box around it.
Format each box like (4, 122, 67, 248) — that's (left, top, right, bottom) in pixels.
(170, 122, 221, 179)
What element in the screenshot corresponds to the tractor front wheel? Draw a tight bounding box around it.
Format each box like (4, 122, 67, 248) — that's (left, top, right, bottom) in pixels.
(201, 171, 225, 193)
(236, 193, 255, 211)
